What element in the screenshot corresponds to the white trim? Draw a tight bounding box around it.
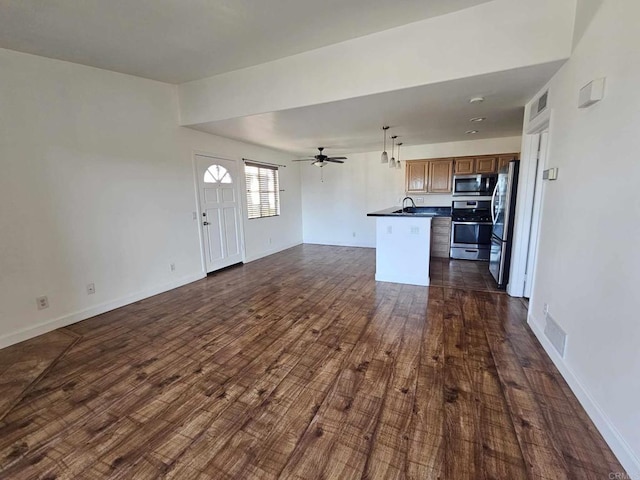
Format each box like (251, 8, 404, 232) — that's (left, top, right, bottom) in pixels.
(243, 241, 303, 263)
(508, 112, 552, 297)
(523, 131, 548, 298)
(528, 314, 640, 479)
(0, 272, 205, 350)
(303, 240, 376, 249)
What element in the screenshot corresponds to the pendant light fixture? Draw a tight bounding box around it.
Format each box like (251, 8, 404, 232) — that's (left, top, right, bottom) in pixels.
(389, 135, 397, 168)
(396, 142, 403, 169)
(380, 126, 390, 163)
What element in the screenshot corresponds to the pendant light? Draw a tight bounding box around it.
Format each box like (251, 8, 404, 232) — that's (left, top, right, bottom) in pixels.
(380, 126, 389, 163)
(389, 135, 397, 168)
(396, 142, 403, 169)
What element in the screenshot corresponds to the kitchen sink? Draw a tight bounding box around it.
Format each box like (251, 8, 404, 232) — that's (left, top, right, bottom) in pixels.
(392, 207, 435, 215)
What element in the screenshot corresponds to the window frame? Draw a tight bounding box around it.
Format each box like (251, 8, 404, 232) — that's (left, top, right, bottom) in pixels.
(244, 162, 281, 219)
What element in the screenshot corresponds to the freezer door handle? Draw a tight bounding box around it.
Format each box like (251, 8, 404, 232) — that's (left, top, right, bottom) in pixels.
(490, 183, 499, 224)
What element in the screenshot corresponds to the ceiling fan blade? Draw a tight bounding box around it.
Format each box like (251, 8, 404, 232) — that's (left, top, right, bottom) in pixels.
(327, 156, 347, 160)
(326, 159, 345, 163)
(291, 158, 316, 162)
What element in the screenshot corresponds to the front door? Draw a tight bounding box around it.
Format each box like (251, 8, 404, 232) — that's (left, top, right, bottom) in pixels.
(196, 155, 243, 273)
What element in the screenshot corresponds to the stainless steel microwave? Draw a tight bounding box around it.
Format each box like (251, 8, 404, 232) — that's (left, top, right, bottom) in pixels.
(452, 174, 498, 197)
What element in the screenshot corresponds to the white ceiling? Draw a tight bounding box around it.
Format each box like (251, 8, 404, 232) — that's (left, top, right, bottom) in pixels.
(0, 0, 491, 84)
(189, 61, 564, 156)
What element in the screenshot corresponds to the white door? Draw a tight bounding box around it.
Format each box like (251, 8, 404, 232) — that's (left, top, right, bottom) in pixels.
(196, 155, 243, 273)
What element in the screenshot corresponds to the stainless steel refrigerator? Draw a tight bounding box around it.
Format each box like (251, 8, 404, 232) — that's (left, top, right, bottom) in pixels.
(490, 160, 520, 289)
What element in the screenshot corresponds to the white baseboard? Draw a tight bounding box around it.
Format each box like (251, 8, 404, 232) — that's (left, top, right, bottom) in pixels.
(0, 272, 206, 350)
(243, 241, 303, 263)
(375, 273, 429, 287)
(302, 240, 376, 249)
(528, 314, 640, 480)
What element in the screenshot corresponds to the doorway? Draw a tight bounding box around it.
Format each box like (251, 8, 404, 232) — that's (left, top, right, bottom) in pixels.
(195, 154, 244, 273)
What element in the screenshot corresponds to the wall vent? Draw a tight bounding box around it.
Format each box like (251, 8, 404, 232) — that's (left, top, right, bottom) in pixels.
(530, 90, 549, 122)
(544, 313, 567, 357)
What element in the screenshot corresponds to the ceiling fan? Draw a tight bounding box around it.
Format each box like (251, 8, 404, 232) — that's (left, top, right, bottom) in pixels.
(292, 147, 347, 167)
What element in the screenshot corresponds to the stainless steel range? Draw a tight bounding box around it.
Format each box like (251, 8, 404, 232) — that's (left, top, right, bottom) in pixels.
(450, 200, 493, 261)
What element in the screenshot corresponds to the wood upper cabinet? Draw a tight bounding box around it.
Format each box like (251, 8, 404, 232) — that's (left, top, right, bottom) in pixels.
(475, 156, 497, 174)
(406, 161, 427, 193)
(497, 153, 519, 171)
(404, 153, 519, 194)
(454, 158, 475, 175)
(405, 159, 453, 194)
(428, 159, 453, 193)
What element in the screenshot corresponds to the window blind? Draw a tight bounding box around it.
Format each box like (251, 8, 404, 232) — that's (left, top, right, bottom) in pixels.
(244, 162, 280, 219)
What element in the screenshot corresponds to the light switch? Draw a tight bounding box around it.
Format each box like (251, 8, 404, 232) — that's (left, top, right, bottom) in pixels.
(543, 168, 558, 181)
(410, 226, 420, 235)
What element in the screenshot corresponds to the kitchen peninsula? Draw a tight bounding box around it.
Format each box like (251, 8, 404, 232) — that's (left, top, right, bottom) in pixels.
(367, 206, 451, 286)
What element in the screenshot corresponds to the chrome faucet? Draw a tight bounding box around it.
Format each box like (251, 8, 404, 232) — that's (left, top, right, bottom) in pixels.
(402, 196, 417, 211)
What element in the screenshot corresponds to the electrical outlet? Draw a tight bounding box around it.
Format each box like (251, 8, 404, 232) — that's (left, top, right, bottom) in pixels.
(170, 263, 176, 272)
(415, 197, 424, 204)
(386, 226, 393, 234)
(192, 211, 197, 220)
(352, 232, 356, 238)
(268, 238, 272, 245)
(86, 283, 95, 295)
(543, 303, 549, 315)
(36, 296, 49, 310)
(410, 226, 420, 235)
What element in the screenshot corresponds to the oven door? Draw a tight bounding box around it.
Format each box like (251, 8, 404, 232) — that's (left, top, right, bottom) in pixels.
(450, 221, 493, 248)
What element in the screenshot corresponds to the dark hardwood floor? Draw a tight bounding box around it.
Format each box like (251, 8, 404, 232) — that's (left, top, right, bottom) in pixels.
(430, 257, 502, 293)
(0, 245, 624, 479)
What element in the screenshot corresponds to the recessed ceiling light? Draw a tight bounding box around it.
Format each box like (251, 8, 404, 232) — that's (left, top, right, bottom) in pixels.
(470, 117, 486, 122)
(469, 97, 485, 104)
(466, 130, 479, 134)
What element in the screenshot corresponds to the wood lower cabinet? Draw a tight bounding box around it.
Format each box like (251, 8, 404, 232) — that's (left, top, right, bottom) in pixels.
(475, 156, 497, 174)
(430, 217, 451, 258)
(428, 160, 453, 193)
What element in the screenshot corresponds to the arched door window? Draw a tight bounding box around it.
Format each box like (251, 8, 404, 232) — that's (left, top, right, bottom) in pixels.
(203, 164, 232, 184)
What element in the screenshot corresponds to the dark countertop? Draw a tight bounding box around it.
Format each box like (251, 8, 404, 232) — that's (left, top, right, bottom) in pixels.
(367, 206, 452, 217)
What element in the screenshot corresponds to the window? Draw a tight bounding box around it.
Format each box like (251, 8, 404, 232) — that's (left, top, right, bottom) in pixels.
(204, 164, 232, 184)
(244, 162, 280, 219)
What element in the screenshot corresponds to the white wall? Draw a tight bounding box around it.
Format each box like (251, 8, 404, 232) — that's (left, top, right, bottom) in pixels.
(520, 0, 640, 476)
(301, 136, 521, 248)
(0, 48, 302, 348)
(178, 0, 575, 126)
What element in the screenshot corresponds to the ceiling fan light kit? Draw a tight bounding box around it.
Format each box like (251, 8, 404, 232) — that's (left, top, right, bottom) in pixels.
(292, 147, 347, 177)
(380, 126, 390, 163)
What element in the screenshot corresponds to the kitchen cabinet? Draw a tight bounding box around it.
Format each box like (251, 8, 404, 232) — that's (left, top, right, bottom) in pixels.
(475, 156, 497, 173)
(454, 158, 475, 175)
(428, 160, 453, 193)
(497, 154, 517, 171)
(406, 161, 427, 193)
(430, 217, 451, 258)
(405, 159, 453, 194)
(405, 153, 519, 193)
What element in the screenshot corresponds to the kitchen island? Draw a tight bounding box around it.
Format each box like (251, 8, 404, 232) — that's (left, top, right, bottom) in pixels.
(367, 206, 451, 286)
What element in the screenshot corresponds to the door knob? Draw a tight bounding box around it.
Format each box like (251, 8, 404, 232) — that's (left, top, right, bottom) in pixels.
(203, 221, 210, 226)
